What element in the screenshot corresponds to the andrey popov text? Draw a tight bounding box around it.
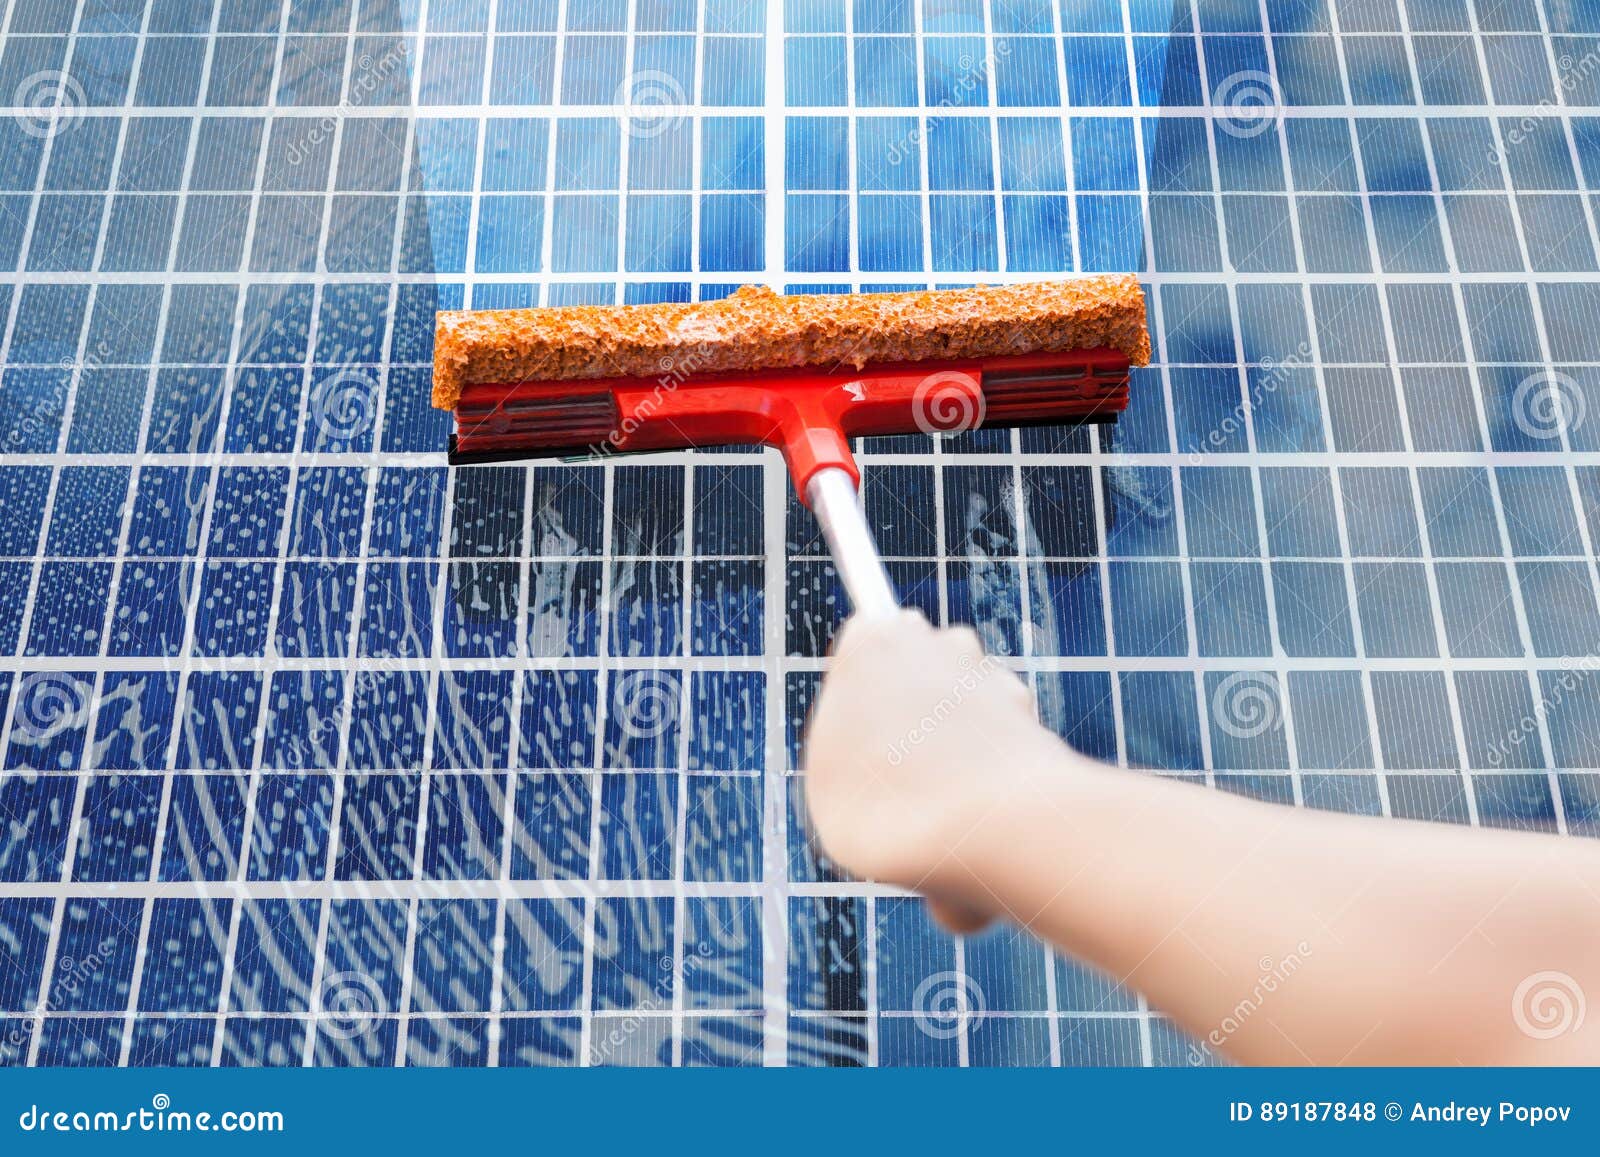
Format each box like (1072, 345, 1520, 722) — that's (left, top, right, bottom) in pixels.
(1230, 1102, 1573, 1127)
(1407, 1103, 1572, 1127)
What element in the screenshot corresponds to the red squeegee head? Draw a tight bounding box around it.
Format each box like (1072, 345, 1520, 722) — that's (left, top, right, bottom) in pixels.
(449, 347, 1133, 499)
(438, 279, 1151, 617)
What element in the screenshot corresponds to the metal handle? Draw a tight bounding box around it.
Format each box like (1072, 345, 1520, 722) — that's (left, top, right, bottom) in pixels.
(805, 467, 900, 620)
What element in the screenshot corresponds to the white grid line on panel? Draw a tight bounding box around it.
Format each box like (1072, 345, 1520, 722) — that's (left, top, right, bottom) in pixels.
(1469, 19, 1594, 836)
(1469, 6, 1600, 809)
(488, 430, 533, 1069)
(761, 0, 790, 1069)
(41, 7, 155, 1072)
(112, 0, 260, 1064)
(119, 0, 240, 1066)
(1315, 0, 1404, 822)
(1244, 2, 1306, 797)
(12, 103, 1600, 120)
(1050, 0, 1083, 277)
(13, 269, 1600, 288)
(0, 848, 1554, 905)
(300, 0, 423, 1062)
(672, 400, 693, 1068)
(18, 0, 99, 1071)
(209, 0, 353, 1067)
(481, 0, 515, 1071)
(23, 447, 1600, 474)
(576, 456, 616, 1066)
(5, 653, 1599, 678)
(1351, 0, 1481, 826)
(1524, 0, 1600, 832)
(1117, 0, 1157, 1072)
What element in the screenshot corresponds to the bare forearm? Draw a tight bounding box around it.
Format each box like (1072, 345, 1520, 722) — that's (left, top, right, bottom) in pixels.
(801, 614, 1600, 1064)
(942, 755, 1600, 1065)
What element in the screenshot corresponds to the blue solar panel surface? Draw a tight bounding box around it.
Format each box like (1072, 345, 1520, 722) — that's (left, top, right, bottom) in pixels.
(2, 0, 1600, 1068)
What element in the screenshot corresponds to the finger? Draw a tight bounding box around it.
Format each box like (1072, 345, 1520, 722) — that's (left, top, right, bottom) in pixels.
(943, 624, 985, 661)
(832, 607, 928, 661)
(1001, 667, 1035, 710)
(927, 896, 992, 936)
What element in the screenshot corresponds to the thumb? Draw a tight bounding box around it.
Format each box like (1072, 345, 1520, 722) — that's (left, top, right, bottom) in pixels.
(830, 607, 930, 663)
(927, 897, 992, 936)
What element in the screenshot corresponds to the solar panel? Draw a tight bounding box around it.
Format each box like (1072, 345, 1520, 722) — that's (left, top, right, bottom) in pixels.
(1, 0, 1598, 1069)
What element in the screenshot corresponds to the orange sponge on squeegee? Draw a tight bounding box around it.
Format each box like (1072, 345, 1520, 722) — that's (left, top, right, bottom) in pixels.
(434, 276, 1148, 410)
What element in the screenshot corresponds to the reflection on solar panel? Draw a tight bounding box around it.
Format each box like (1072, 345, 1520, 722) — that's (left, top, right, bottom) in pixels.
(1, 0, 1599, 1068)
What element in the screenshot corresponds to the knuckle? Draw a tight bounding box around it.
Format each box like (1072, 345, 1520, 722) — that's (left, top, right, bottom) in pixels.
(945, 625, 985, 657)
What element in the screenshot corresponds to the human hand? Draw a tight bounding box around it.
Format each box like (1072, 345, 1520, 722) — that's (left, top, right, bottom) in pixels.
(801, 610, 1074, 930)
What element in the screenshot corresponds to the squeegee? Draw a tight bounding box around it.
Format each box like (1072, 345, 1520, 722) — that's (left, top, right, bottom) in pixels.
(433, 277, 1151, 619)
